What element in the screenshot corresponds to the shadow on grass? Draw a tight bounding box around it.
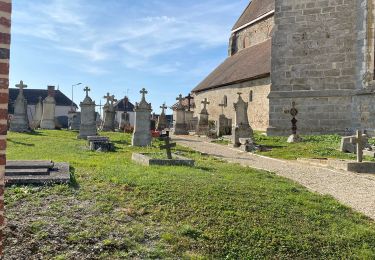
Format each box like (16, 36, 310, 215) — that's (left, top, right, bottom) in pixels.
(112, 140, 130, 146)
(23, 131, 47, 136)
(7, 139, 35, 147)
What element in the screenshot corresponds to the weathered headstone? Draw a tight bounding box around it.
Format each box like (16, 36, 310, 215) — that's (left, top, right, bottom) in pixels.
(157, 103, 168, 131)
(40, 86, 56, 129)
(173, 94, 188, 135)
(10, 80, 31, 132)
(196, 98, 210, 135)
(78, 87, 97, 139)
(31, 96, 43, 129)
(160, 137, 176, 159)
(232, 93, 253, 147)
(119, 112, 130, 131)
(287, 101, 302, 143)
(217, 102, 231, 136)
(132, 88, 152, 147)
(101, 93, 117, 132)
(69, 112, 81, 130)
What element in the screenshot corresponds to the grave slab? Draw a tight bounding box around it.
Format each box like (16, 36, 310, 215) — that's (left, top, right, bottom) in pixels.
(5, 161, 70, 186)
(132, 153, 195, 166)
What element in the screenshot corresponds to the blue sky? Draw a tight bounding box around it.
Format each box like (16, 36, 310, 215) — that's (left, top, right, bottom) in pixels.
(10, 0, 249, 113)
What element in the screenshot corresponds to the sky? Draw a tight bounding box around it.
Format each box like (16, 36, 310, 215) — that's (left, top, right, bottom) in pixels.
(10, 0, 249, 113)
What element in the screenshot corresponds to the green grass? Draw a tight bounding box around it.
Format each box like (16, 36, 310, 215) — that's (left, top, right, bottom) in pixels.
(5, 130, 375, 259)
(230, 131, 371, 161)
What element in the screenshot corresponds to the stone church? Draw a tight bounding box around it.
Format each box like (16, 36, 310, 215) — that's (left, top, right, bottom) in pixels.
(191, 0, 375, 135)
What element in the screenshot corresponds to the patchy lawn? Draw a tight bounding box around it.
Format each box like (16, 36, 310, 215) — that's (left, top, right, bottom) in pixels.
(4, 130, 375, 259)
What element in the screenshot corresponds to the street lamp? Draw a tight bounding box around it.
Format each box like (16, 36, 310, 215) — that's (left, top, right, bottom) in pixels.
(71, 82, 82, 111)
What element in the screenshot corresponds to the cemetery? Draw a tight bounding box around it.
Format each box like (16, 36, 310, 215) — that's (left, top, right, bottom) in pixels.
(5, 0, 375, 258)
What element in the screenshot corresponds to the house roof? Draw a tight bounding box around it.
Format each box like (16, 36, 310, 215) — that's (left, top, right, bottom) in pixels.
(114, 97, 135, 112)
(192, 39, 271, 93)
(9, 88, 77, 107)
(232, 0, 275, 31)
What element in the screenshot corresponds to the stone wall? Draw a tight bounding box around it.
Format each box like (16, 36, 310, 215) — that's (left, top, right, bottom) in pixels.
(268, 0, 375, 135)
(0, 0, 11, 255)
(230, 16, 274, 56)
(193, 77, 270, 131)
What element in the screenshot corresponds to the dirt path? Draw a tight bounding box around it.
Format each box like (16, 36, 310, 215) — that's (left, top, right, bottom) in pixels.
(173, 135, 375, 220)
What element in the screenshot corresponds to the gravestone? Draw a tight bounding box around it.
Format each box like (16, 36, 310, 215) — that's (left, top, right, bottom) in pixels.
(10, 80, 31, 132)
(160, 137, 176, 159)
(132, 88, 152, 147)
(157, 103, 168, 131)
(40, 86, 56, 129)
(196, 98, 210, 135)
(87, 136, 114, 152)
(69, 112, 81, 130)
(184, 94, 195, 131)
(78, 87, 97, 139)
(30, 96, 43, 129)
(217, 102, 232, 136)
(5, 160, 70, 185)
(287, 102, 302, 143)
(232, 93, 253, 147)
(173, 94, 188, 135)
(101, 93, 117, 132)
(119, 112, 130, 131)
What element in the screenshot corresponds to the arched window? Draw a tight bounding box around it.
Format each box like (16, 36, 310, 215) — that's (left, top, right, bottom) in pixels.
(249, 91, 253, 102)
(223, 95, 228, 107)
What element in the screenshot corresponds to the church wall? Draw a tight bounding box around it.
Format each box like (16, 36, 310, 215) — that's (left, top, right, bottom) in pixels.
(193, 77, 270, 131)
(268, 0, 367, 135)
(230, 16, 274, 56)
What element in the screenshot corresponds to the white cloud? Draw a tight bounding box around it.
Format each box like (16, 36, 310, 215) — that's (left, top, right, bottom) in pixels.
(12, 0, 245, 75)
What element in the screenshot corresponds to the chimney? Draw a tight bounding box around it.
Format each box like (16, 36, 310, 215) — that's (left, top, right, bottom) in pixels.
(47, 85, 56, 97)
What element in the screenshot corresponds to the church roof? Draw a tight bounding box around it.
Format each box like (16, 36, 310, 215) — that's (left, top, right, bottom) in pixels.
(9, 88, 77, 107)
(192, 39, 271, 93)
(232, 0, 275, 31)
(114, 97, 135, 112)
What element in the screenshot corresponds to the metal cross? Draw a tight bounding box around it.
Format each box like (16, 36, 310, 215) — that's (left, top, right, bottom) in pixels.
(16, 80, 27, 93)
(290, 101, 298, 135)
(160, 103, 168, 114)
(140, 88, 148, 100)
(201, 98, 210, 110)
(186, 93, 194, 111)
(160, 137, 176, 160)
(84, 86, 90, 97)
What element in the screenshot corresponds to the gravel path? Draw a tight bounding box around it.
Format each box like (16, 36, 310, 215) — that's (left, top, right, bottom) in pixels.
(173, 135, 375, 220)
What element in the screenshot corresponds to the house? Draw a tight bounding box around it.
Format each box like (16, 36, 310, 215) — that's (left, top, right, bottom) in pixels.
(9, 85, 77, 126)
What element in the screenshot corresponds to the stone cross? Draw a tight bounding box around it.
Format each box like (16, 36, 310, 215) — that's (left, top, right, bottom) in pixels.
(140, 88, 148, 101)
(201, 98, 210, 110)
(176, 94, 183, 104)
(186, 93, 194, 111)
(160, 103, 167, 114)
(104, 92, 111, 103)
(110, 95, 117, 105)
(84, 86, 90, 97)
(160, 137, 176, 159)
(16, 80, 27, 93)
(219, 103, 225, 115)
(356, 130, 364, 163)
